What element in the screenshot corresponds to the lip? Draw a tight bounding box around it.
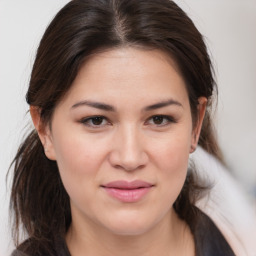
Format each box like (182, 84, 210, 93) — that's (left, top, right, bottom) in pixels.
(101, 180, 154, 203)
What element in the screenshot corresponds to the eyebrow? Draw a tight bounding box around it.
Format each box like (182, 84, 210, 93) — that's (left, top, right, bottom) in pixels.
(71, 99, 183, 111)
(71, 100, 115, 111)
(143, 99, 183, 111)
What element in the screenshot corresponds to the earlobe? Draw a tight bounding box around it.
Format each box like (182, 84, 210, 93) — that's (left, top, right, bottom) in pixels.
(30, 106, 56, 160)
(190, 97, 207, 153)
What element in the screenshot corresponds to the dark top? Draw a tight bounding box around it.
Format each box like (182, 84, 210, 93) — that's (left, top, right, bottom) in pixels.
(11, 209, 236, 256)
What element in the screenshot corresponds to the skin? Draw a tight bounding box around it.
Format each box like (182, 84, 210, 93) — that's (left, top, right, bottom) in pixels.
(31, 47, 206, 256)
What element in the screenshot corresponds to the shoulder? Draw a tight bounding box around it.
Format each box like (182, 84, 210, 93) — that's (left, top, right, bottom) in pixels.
(11, 250, 28, 256)
(11, 236, 70, 256)
(192, 146, 256, 255)
(194, 208, 236, 256)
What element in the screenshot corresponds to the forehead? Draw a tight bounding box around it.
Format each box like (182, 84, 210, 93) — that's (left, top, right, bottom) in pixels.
(58, 47, 189, 108)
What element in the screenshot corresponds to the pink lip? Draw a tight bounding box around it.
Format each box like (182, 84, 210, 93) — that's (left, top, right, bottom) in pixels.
(101, 180, 154, 203)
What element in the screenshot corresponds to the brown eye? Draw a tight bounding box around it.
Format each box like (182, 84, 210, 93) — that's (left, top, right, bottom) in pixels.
(153, 116, 165, 125)
(146, 115, 176, 126)
(91, 117, 104, 125)
(80, 116, 109, 127)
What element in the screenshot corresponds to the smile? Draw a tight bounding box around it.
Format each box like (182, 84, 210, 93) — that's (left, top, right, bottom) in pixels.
(101, 180, 154, 203)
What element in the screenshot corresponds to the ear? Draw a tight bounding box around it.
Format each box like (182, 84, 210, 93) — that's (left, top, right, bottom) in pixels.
(30, 106, 56, 160)
(190, 97, 207, 153)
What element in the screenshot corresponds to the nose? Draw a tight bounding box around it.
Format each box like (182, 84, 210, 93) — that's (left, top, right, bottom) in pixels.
(108, 124, 148, 172)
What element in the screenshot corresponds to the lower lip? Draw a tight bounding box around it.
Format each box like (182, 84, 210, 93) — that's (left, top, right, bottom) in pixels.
(103, 187, 152, 203)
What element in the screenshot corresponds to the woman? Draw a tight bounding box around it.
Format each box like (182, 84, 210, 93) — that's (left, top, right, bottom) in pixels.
(10, 0, 236, 255)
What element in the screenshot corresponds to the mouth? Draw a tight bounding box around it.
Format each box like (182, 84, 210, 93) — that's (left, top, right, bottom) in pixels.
(101, 180, 154, 203)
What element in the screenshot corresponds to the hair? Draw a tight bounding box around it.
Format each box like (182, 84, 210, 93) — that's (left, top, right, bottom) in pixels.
(10, 0, 223, 254)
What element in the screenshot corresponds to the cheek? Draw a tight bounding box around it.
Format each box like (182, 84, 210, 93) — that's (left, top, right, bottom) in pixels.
(52, 130, 106, 173)
(52, 134, 107, 209)
(51, 130, 109, 200)
(151, 129, 192, 200)
(159, 142, 190, 187)
(152, 129, 191, 171)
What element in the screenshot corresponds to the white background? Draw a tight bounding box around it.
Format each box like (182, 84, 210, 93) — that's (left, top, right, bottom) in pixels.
(0, 0, 255, 255)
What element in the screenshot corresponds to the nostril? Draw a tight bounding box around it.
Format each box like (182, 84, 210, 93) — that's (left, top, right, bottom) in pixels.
(108, 142, 148, 171)
(111, 163, 146, 172)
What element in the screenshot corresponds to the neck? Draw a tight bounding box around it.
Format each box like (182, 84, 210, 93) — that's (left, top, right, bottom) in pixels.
(66, 208, 195, 256)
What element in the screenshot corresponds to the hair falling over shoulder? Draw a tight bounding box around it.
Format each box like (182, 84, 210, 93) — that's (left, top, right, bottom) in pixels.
(9, 0, 222, 253)
(10, 130, 71, 253)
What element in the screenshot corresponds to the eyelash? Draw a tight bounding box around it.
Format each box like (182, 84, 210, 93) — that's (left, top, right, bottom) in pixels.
(79, 115, 177, 128)
(146, 115, 177, 126)
(80, 116, 110, 128)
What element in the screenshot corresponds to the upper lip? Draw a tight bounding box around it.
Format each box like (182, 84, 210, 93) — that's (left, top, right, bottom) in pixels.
(102, 180, 154, 189)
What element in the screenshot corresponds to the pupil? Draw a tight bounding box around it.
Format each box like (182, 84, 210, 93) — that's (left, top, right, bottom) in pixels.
(153, 116, 163, 124)
(92, 117, 103, 125)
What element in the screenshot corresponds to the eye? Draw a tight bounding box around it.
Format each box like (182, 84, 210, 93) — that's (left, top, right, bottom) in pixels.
(80, 116, 110, 127)
(146, 115, 176, 126)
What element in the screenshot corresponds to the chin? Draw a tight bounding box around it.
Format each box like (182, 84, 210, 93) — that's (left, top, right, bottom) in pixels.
(101, 212, 160, 236)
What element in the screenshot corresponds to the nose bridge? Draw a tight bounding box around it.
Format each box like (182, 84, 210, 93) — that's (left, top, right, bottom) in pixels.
(121, 123, 140, 155)
(109, 123, 148, 171)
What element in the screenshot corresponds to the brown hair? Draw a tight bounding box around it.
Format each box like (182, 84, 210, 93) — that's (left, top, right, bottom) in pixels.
(10, 0, 222, 254)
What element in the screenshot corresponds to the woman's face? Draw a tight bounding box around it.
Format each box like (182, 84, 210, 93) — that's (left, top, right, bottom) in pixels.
(38, 47, 205, 236)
